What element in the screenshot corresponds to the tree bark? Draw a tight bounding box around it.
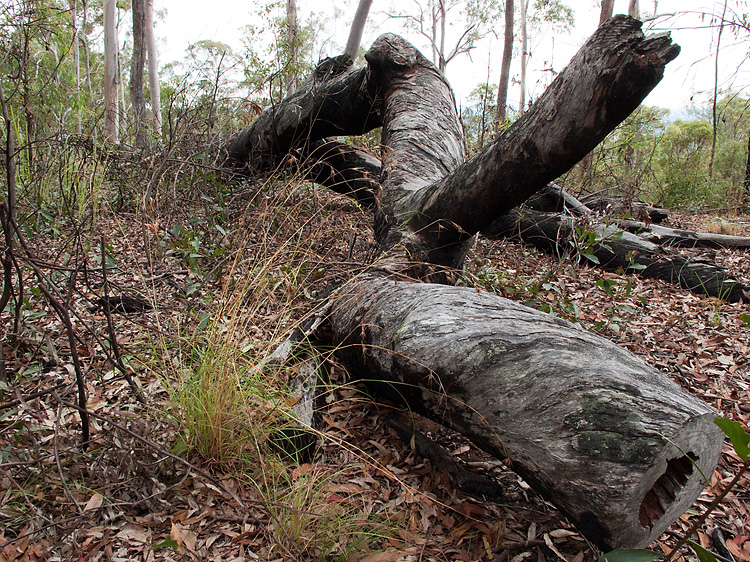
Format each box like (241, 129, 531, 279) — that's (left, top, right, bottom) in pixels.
(330, 273, 723, 550)
(103, 0, 119, 143)
(616, 218, 750, 250)
(518, 0, 528, 114)
(70, 0, 81, 134)
(628, 0, 640, 18)
(495, 0, 514, 128)
(486, 207, 750, 302)
(129, 0, 148, 148)
(226, 60, 381, 171)
(227, 20, 727, 549)
(145, 0, 161, 133)
(344, 0, 374, 60)
(285, 0, 299, 96)
(600, 0, 615, 25)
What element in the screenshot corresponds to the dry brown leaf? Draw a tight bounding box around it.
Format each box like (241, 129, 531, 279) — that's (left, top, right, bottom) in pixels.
(83, 492, 104, 512)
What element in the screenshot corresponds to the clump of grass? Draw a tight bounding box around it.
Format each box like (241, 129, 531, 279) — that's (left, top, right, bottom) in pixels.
(146, 171, 396, 558)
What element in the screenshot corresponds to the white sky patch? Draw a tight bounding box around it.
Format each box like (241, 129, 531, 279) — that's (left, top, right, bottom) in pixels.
(152, 0, 749, 112)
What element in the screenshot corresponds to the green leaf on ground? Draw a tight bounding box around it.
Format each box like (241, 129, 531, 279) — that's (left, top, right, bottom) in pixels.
(715, 417, 750, 461)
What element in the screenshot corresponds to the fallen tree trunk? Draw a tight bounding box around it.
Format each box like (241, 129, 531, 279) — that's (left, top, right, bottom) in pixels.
(486, 207, 750, 302)
(229, 15, 725, 552)
(616, 218, 750, 249)
(580, 193, 669, 223)
(330, 273, 723, 550)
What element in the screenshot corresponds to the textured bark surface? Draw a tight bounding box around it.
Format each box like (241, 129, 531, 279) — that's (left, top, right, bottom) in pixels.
(616, 218, 750, 249)
(487, 207, 750, 302)
(226, 18, 726, 551)
(226, 60, 381, 172)
(331, 273, 723, 550)
(299, 140, 380, 208)
(403, 17, 679, 244)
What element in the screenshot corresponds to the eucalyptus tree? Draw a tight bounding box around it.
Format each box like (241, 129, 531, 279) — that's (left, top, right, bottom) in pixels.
(494, 0, 513, 127)
(344, 0, 374, 60)
(386, 0, 503, 73)
(103, 0, 119, 142)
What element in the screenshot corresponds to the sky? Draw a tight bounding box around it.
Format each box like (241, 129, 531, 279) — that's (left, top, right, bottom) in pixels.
(151, 0, 750, 113)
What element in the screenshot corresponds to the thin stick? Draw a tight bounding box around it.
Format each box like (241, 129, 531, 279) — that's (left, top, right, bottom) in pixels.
(53, 400, 83, 515)
(100, 235, 145, 402)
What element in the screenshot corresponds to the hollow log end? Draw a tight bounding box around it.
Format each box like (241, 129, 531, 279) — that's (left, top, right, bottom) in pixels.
(614, 412, 724, 549)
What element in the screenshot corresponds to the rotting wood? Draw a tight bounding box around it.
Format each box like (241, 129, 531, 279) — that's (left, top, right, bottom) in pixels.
(485, 207, 750, 302)
(330, 272, 723, 550)
(227, 15, 727, 551)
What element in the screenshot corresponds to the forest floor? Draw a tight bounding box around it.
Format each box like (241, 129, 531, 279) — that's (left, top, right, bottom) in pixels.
(1, 177, 749, 562)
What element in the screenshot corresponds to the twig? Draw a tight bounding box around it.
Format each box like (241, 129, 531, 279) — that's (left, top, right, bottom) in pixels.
(665, 457, 750, 561)
(0, 382, 68, 410)
(52, 399, 83, 515)
(100, 235, 145, 402)
(8, 216, 92, 449)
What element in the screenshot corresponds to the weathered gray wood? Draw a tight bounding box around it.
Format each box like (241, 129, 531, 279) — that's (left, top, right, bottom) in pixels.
(330, 273, 723, 550)
(487, 208, 750, 302)
(298, 139, 380, 208)
(227, 16, 726, 552)
(616, 218, 750, 249)
(581, 193, 669, 223)
(226, 58, 381, 172)
(398, 16, 679, 252)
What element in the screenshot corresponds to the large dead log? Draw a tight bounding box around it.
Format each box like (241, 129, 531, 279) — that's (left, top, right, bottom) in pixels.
(486, 207, 750, 302)
(616, 218, 750, 249)
(228, 15, 726, 552)
(330, 273, 723, 550)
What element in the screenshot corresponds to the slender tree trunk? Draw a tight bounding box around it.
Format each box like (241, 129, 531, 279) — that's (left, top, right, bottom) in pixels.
(439, 0, 446, 73)
(708, 0, 728, 179)
(518, 0, 528, 115)
(145, 0, 161, 133)
(129, 0, 148, 148)
(495, 0, 514, 128)
(81, 0, 94, 104)
(103, 0, 119, 143)
(628, 0, 640, 18)
(21, 8, 34, 170)
(285, 0, 299, 96)
(744, 131, 750, 207)
(600, 0, 615, 25)
(70, 0, 81, 134)
(344, 0, 373, 60)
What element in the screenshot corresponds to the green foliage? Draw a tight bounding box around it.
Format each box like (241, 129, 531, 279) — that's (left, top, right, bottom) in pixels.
(714, 417, 750, 461)
(239, 0, 319, 104)
(568, 95, 749, 211)
(688, 541, 719, 562)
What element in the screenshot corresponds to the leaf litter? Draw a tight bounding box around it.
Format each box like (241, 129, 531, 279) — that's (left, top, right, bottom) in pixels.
(0, 183, 749, 561)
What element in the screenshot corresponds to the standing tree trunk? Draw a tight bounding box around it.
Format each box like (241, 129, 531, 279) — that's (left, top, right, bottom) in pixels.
(344, 0, 374, 60)
(708, 0, 728, 179)
(285, 0, 299, 96)
(145, 0, 161, 134)
(495, 0, 514, 128)
(518, 0, 528, 114)
(600, 0, 615, 24)
(70, 0, 81, 134)
(129, 0, 148, 148)
(628, 0, 640, 17)
(103, 0, 119, 143)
